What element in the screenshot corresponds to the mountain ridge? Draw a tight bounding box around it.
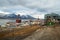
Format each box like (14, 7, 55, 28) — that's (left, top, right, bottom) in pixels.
(0, 13, 35, 19)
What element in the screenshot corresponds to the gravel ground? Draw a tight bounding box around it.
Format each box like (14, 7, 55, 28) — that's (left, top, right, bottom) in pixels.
(23, 27, 60, 40)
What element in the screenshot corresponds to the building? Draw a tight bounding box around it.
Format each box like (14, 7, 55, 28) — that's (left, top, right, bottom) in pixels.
(44, 13, 60, 25)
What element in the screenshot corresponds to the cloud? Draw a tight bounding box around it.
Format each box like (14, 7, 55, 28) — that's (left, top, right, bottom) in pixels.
(0, 0, 60, 19)
(0, 11, 9, 14)
(18, 0, 60, 13)
(0, 0, 60, 12)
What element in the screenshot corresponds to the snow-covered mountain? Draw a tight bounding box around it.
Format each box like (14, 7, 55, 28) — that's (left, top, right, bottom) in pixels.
(21, 15, 35, 19)
(0, 13, 35, 19)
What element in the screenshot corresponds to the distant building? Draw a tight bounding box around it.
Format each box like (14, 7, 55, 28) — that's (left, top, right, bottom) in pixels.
(45, 13, 60, 20)
(44, 13, 60, 24)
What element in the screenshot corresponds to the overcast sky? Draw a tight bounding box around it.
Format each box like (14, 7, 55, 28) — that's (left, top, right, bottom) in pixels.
(0, 0, 60, 19)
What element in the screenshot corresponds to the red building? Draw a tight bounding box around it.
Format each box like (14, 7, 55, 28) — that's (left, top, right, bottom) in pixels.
(16, 14, 21, 23)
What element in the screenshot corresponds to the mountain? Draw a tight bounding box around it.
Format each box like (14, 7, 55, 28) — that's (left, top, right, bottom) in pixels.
(0, 14, 35, 19)
(21, 15, 35, 19)
(4, 14, 17, 18)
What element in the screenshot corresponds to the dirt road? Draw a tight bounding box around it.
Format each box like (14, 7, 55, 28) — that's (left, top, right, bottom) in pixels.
(0, 25, 40, 40)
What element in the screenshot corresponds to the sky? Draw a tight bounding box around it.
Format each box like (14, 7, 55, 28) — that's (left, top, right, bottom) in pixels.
(0, 0, 60, 19)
